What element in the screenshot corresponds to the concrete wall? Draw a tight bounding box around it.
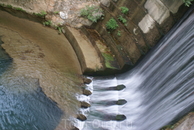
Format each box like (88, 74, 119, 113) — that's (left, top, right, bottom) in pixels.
(0, 0, 189, 75)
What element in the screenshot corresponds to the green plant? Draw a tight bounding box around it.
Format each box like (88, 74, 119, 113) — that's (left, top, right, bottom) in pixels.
(160, 124, 175, 130)
(54, 11, 59, 14)
(34, 11, 47, 18)
(102, 53, 116, 69)
(43, 20, 52, 26)
(14, 7, 25, 12)
(6, 5, 12, 8)
(117, 31, 121, 36)
(118, 15, 127, 24)
(57, 26, 63, 34)
(80, 5, 104, 23)
(120, 6, 129, 15)
(183, 0, 193, 6)
(106, 18, 118, 30)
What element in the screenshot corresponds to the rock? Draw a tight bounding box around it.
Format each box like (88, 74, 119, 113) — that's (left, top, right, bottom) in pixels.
(77, 114, 87, 121)
(80, 101, 91, 108)
(83, 77, 92, 84)
(115, 114, 126, 121)
(83, 89, 92, 96)
(71, 127, 79, 130)
(116, 99, 127, 105)
(116, 85, 126, 90)
(107, 84, 126, 91)
(100, 0, 110, 7)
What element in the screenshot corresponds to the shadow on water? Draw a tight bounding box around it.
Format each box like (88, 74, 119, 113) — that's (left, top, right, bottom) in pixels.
(0, 78, 63, 130)
(0, 36, 12, 75)
(0, 37, 63, 130)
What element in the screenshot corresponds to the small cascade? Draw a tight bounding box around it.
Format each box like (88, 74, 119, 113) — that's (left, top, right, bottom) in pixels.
(75, 75, 145, 130)
(76, 6, 194, 130)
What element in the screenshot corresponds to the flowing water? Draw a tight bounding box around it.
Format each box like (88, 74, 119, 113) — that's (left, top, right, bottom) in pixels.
(76, 7, 194, 130)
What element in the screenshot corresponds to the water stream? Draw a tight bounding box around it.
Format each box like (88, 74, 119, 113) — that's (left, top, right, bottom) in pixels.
(77, 7, 194, 130)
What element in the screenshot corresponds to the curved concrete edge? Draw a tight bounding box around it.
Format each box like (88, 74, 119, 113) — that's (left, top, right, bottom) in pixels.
(63, 26, 104, 73)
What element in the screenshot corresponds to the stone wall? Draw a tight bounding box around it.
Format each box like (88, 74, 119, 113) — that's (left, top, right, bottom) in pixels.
(73, 0, 189, 75)
(0, 0, 189, 75)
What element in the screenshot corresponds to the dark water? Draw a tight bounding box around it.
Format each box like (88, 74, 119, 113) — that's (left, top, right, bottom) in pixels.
(0, 38, 63, 130)
(0, 37, 12, 75)
(77, 6, 194, 130)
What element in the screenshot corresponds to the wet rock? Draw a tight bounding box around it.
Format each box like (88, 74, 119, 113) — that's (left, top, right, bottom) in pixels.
(100, 0, 110, 7)
(77, 114, 87, 121)
(116, 85, 126, 90)
(116, 99, 127, 105)
(80, 101, 91, 108)
(71, 127, 79, 130)
(83, 89, 92, 96)
(83, 77, 92, 84)
(106, 84, 126, 91)
(115, 114, 126, 121)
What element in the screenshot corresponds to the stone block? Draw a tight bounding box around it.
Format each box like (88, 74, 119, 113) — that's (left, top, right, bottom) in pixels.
(145, 0, 170, 24)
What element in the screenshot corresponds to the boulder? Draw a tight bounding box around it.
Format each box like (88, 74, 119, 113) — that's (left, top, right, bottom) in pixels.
(77, 114, 87, 121)
(80, 101, 91, 108)
(83, 89, 92, 96)
(115, 114, 126, 121)
(100, 0, 110, 7)
(83, 77, 92, 84)
(116, 85, 126, 90)
(116, 99, 127, 105)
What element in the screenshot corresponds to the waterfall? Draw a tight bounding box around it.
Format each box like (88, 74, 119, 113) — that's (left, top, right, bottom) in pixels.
(76, 7, 194, 130)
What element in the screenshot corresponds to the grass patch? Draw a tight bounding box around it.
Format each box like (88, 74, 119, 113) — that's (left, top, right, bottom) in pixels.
(54, 11, 59, 14)
(6, 5, 12, 8)
(102, 53, 116, 69)
(43, 20, 52, 26)
(106, 18, 118, 31)
(14, 7, 26, 12)
(183, 0, 194, 6)
(118, 15, 127, 26)
(80, 5, 104, 23)
(34, 11, 47, 18)
(117, 30, 121, 36)
(56, 26, 63, 34)
(120, 6, 129, 15)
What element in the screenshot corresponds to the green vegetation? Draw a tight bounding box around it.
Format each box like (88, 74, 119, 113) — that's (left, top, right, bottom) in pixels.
(0, 4, 26, 12)
(34, 11, 47, 18)
(43, 20, 52, 26)
(160, 124, 175, 130)
(6, 5, 12, 8)
(14, 7, 25, 12)
(54, 11, 59, 14)
(183, 0, 193, 6)
(118, 15, 127, 26)
(117, 30, 121, 36)
(120, 6, 129, 15)
(106, 18, 118, 30)
(80, 5, 104, 23)
(102, 53, 116, 69)
(56, 26, 63, 34)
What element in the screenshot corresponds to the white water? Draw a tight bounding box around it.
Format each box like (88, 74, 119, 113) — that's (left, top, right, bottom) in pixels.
(76, 7, 194, 130)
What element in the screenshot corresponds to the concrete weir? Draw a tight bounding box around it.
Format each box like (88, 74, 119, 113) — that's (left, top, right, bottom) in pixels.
(0, 0, 189, 75)
(0, 0, 192, 129)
